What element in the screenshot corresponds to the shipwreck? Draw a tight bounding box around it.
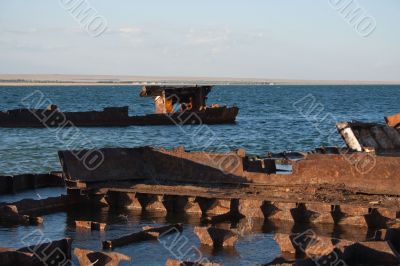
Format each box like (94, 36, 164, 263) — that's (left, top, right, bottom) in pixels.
(58, 112, 400, 204)
(55, 113, 400, 264)
(0, 85, 239, 127)
(2, 113, 400, 265)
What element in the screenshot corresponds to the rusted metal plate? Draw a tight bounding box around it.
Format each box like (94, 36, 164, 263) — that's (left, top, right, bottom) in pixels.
(102, 224, 183, 249)
(337, 121, 400, 152)
(385, 113, 400, 128)
(0, 173, 64, 195)
(249, 153, 400, 196)
(59, 146, 245, 184)
(0, 106, 239, 127)
(60, 146, 400, 196)
(74, 247, 130, 266)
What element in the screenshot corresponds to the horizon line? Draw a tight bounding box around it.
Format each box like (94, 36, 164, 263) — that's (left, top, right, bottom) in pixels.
(0, 74, 399, 86)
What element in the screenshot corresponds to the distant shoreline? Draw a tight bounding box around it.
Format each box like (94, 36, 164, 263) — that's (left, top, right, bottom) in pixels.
(0, 74, 399, 86)
(0, 82, 135, 86)
(1, 82, 400, 86)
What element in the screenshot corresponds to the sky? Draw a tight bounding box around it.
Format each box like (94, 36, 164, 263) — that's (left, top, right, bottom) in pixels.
(0, 0, 399, 81)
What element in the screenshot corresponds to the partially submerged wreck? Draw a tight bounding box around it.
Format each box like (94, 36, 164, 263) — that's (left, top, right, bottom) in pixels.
(0, 85, 238, 127)
(2, 113, 400, 265)
(56, 113, 400, 264)
(59, 112, 400, 201)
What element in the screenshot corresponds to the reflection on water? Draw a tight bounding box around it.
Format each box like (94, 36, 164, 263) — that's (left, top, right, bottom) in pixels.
(0, 203, 280, 265)
(0, 211, 67, 249)
(0, 200, 380, 265)
(0, 187, 66, 203)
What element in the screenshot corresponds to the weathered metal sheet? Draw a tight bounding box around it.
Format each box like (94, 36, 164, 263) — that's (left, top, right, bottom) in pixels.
(59, 146, 245, 184)
(337, 121, 400, 152)
(248, 153, 400, 196)
(385, 113, 400, 128)
(0, 106, 239, 127)
(60, 145, 400, 196)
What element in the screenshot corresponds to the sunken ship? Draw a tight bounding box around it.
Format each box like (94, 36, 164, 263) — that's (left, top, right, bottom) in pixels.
(0, 85, 239, 127)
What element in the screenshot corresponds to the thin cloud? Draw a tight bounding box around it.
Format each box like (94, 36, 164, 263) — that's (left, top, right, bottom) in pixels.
(4, 28, 38, 34)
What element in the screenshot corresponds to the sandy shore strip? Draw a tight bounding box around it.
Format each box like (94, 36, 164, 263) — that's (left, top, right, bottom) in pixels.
(0, 74, 399, 86)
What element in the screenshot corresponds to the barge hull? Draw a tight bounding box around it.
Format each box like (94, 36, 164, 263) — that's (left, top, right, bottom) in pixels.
(0, 106, 238, 127)
(59, 146, 400, 196)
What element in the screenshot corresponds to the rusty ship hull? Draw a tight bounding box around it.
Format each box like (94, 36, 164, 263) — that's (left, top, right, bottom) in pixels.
(59, 145, 400, 197)
(0, 106, 239, 127)
(58, 118, 400, 217)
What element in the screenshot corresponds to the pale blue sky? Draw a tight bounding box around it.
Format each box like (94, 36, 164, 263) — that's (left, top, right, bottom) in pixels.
(0, 0, 399, 80)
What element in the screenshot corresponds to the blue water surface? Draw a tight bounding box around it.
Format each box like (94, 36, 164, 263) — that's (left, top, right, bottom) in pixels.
(1, 85, 399, 175)
(0, 85, 399, 265)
